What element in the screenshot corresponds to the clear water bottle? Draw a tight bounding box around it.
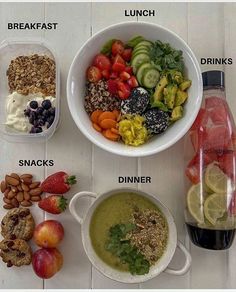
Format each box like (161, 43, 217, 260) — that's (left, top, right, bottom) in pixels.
(184, 70, 236, 250)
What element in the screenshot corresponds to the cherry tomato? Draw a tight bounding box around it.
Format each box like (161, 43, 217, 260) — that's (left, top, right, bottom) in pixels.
(107, 79, 118, 95)
(93, 54, 111, 70)
(112, 40, 125, 56)
(101, 69, 110, 79)
(86, 66, 102, 82)
(120, 71, 130, 81)
(110, 72, 119, 79)
(127, 76, 138, 88)
(112, 62, 126, 73)
(124, 66, 133, 75)
(117, 81, 130, 99)
(122, 48, 132, 62)
(113, 54, 126, 65)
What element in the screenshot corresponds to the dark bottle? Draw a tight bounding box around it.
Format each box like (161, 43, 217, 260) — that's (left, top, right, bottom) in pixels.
(184, 71, 236, 250)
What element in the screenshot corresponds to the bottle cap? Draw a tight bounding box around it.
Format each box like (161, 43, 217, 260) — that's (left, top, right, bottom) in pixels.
(202, 70, 225, 88)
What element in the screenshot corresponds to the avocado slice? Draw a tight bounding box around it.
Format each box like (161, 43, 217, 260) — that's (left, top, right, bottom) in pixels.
(179, 80, 192, 91)
(153, 76, 168, 102)
(171, 106, 183, 122)
(175, 90, 188, 106)
(164, 84, 178, 109)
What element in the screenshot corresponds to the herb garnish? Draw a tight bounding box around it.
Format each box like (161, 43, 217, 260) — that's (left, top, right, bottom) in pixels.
(105, 223, 150, 275)
(149, 40, 184, 73)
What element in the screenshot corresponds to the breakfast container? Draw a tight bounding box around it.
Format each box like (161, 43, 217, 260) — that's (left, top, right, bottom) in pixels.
(67, 21, 202, 157)
(69, 188, 191, 283)
(0, 38, 60, 143)
(184, 71, 236, 250)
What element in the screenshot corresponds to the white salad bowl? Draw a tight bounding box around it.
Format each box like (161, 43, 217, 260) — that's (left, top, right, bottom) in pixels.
(69, 188, 192, 284)
(67, 21, 202, 157)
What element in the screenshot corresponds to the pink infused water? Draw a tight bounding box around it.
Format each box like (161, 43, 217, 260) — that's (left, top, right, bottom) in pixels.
(184, 71, 236, 250)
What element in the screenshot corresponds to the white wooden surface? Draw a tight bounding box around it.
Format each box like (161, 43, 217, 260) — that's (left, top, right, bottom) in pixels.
(0, 2, 236, 289)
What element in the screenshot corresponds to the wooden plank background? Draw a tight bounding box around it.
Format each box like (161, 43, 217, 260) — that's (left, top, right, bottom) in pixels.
(0, 2, 235, 289)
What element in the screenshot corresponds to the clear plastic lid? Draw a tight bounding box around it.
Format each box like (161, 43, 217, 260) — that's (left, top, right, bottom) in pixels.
(0, 38, 60, 143)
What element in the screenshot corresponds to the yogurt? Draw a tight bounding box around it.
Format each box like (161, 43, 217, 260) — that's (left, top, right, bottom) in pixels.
(6, 91, 56, 132)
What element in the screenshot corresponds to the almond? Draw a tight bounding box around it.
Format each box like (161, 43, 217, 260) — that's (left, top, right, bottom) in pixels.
(30, 196, 41, 202)
(10, 173, 20, 180)
(11, 198, 19, 208)
(29, 188, 42, 196)
(20, 200, 32, 207)
(21, 177, 32, 185)
(20, 174, 33, 180)
(23, 191, 30, 201)
(3, 204, 14, 209)
(4, 188, 11, 198)
(21, 183, 30, 192)
(29, 181, 41, 189)
(1, 181, 7, 193)
(11, 186, 18, 193)
(5, 175, 20, 186)
(8, 190, 16, 199)
(16, 192, 24, 202)
(3, 197, 11, 204)
(17, 185, 23, 191)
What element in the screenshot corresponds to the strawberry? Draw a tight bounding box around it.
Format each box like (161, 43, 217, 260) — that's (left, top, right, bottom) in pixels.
(38, 195, 67, 214)
(41, 171, 77, 194)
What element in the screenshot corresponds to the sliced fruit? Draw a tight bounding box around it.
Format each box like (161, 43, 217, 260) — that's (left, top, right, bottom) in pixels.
(122, 48, 132, 62)
(204, 193, 227, 225)
(120, 71, 131, 81)
(136, 62, 153, 86)
(204, 125, 231, 150)
(127, 76, 138, 88)
(111, 40, 125, 56)
(86, 66, 102, 83)
(218, 152, 236, 179)
(190, 108, 207, 131)
(112, 62, 126, 73)
(107, 79, 118, 95)
(93, 54, 111, 70)
(142, 67, 160, 88)
(131, 53, 150, 73)
(205, 162, 229, 194)
(187, 183, 205, 224)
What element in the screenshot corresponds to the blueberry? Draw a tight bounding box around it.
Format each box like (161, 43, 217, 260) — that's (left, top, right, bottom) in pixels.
(42, 100, 52, 110)
(24, 108, 31, 117)
(29, 101, 38, 109)
(29, 112, 36, 124)
(36, 107, 44, 115)
(29, 126, 36, 134)
(35, 127, 43, 133)
(42, 109, 49, 118)
(38, 119, 45, 127)
(49, 107, 55, 116)
(47, 116, 55, 125)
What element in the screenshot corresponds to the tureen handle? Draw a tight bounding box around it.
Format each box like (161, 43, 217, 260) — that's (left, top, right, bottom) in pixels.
(69, 191, 97, 224)
(165, 241, 192, 276)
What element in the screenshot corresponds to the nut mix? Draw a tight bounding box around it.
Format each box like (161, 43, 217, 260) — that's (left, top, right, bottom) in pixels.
(1, 173, 42, 209)
(7, 54, 56, 96)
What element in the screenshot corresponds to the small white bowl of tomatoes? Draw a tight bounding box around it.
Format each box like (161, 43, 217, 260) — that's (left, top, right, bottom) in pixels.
(67, 22, 203, 157)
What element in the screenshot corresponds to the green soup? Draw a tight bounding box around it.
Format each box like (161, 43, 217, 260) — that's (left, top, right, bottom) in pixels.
(89, 192, 162, 271)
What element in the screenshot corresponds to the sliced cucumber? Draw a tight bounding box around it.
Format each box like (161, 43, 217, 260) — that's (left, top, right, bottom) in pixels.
(135, 40, 153, 49)
(133, 45, 150, 54)
(136, 62, 153, 86)
(131, 49, 150, 60)
(142, 68, 160, 89)
(131, 53, 150, 73)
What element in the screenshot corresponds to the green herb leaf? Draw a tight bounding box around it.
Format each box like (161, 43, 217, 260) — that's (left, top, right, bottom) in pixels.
(101, 39, 115, 55)
(106, 224, 150, 275)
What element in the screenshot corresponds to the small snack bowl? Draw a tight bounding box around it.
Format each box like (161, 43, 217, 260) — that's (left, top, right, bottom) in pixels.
(69, 188, 191, 283)
(0, 39, 60, 143)
(67, 21, 202, 157)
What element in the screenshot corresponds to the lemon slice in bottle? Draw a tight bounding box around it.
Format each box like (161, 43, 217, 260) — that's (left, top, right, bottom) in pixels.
(205, 162, 229, 194)
(203, 193, 227, 226)
(187, 183, 205, 224)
